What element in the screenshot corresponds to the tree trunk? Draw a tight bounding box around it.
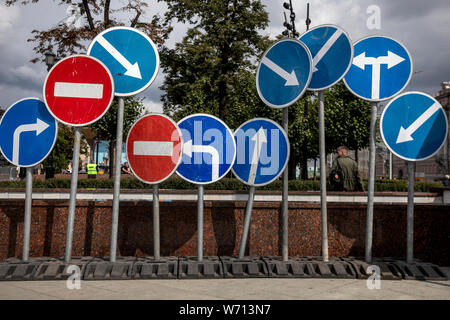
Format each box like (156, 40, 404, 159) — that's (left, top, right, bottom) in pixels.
(108, 141, 116, 179)
(288, 149, 297, 180)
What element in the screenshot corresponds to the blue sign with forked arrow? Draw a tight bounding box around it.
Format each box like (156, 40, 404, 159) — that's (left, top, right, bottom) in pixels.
(380, 92, 448, 161)
(299, 24, 353, 91)
(88, 26, 159, 96)
(176, 114, 236, 184)
(256, 38, 312, 108)
(0, 98, 58, 167)
(344, 36, 413, 102)
(232, 118, 289, 187)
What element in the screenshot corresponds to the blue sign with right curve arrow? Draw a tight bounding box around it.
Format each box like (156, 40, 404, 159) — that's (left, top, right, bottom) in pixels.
(380, 92, 448, 161)
(256, 38, 312, 108)
(88, 26, 159, 96)
(344, 36, 413, 102)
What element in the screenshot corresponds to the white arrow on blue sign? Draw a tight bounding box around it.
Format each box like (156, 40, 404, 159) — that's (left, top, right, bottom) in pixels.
(232, 118, 290, 187)
(256, 38, 312, 108)
(380, 92, 448, 161)
(344, 35, 413, 102)
(299, 24, 353, 91)
(87, 26, 159, 96)
(0, 98, 58, 167)
(176, 114, 236, 184)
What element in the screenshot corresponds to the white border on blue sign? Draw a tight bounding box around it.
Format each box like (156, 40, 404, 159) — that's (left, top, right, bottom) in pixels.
(343, 35, 414, 102)
(299, 24, 354, 92)
(87, 26, 160, 97)
(126, 113, 184, 185)
(176, 113, 237, 185)
(0, 97, 59, 168)
(42, 54, 115, 127)
(231, 117, 290, 187)
(256, 38, 313, 109)
(380, 91, 448, 162)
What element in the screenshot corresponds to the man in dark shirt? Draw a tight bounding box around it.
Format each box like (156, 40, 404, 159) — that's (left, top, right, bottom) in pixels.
(121, 161, 132, 174)
(330, 146, 364, 192)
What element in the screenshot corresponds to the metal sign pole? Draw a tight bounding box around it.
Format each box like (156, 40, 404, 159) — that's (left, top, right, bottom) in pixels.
(407, 161, 415, 264)
(197, 185, 204, 262)
(65, 127, 82, 263)
(282, 108, 289, 261)
(365, 101, 378, 263)
(318, 91, 329, 262)
(22, 167, 33, 261)
(110, 97, 125, 262)
(238, 186, 256, 259)
(153, 184, 160, 261)
(389, 151, 393, 179)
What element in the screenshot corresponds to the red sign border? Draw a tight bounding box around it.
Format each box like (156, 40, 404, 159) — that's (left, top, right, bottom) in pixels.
(42, 54, 115, 127)
(126, 113, 184, 185)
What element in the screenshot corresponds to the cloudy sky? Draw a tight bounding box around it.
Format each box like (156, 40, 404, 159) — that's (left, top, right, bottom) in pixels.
(0, 0, 449, 112)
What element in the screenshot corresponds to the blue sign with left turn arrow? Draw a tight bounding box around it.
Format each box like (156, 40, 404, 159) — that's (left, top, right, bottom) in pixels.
(299, 24, 353, 91)
(0, 98, 58, 167)
(177, 114, 236, 184)
(256, 38, 312, 108)
(232, 118, 289, 187)
(380, 92, 448, 161)
(88, 26, 159, 96)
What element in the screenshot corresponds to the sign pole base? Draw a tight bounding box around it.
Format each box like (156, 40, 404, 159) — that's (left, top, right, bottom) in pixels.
(153, 184, 160, 261)
(238, 186, 256, 259)
(197, 185, 204, 263)
(22, 167, 33, 261)
(110, 97, 125, 263)
(407, 161, 415, 264)
(65, 127, 82, 263)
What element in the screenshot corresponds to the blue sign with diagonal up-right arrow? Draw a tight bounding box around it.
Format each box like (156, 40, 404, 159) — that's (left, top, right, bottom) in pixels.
(380, 92, 448, 161)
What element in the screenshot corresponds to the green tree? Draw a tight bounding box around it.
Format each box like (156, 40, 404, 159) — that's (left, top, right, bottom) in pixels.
(90, 97, 145, 177)
(160, 0, 270, 122)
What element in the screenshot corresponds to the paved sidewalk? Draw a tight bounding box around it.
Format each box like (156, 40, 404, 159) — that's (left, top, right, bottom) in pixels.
(0, 278, 449, 300)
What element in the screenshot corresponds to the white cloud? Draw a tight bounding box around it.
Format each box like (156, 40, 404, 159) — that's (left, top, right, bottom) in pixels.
(0, 5, 20, 44)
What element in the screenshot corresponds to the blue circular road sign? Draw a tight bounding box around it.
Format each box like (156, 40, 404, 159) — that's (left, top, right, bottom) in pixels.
(256, 38, 312, 108)
(88, 26, 159, 96)
(344, 35, 413, 102)
(0, 98, 58, 167)
(299, 24, 353, 91)
(176, 114, 236, 184)
(232, 118, 290, 187)
(380, 92, 448, 161)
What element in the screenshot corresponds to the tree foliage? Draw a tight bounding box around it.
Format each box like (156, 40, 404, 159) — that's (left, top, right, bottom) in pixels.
(160, 0, 270, 121)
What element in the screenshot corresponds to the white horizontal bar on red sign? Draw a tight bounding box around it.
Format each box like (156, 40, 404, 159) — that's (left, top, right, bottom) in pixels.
(54, 82, 104, 99)
(133, 141, 173, 156)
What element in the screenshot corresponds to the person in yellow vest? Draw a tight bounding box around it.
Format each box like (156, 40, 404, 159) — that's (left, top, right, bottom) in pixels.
(87, 161, 97, 179)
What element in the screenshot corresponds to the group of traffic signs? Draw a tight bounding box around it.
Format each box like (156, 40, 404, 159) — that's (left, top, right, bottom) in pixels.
(256, 24, 447, 162)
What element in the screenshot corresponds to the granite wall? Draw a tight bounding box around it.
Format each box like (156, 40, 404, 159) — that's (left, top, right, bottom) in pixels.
(0, 199, 449, 265)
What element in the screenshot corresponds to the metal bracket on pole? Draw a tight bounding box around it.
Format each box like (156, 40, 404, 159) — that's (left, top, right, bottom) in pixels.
(153, 184, 160, 261)
(365, 102, 378, 263)
(282, 108, 289, 262)
(110, 97, 125, 262)
(318, 91, 329, 262)
(22, 167, 33, 261)
(197, 185, 204, 262)
(407, 161, 415, 264)
(65, 127, 82, 263)
(238, 186, 256, 259)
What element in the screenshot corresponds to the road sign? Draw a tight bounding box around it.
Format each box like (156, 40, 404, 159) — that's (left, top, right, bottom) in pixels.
(0, 98, 57, 167)
(380, 91, 448, 161)
(256, 38, 312, 108)
(176, 114, 236, 184)
(43, 55, 114, 127)
(232, 118, 290, 187)
(299, 24, 353, 91)
(88, 26, 159, 96)
(126, 114, 183, 184)
(344, 36, 413, 102)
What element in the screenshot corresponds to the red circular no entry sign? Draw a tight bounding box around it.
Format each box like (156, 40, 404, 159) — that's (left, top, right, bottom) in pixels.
(43, 55, 114, 127)
(127, 114, 183, 184)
